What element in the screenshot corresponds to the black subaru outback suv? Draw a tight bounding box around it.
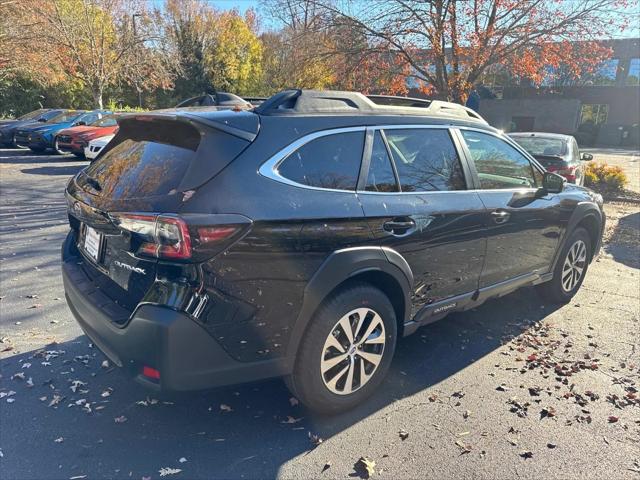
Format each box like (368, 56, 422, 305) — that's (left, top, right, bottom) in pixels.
(62, 90, 605, 413)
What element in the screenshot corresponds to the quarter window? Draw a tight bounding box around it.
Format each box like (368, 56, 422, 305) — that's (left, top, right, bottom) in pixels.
(383, 129, 466, 192)
(365, 131, 398, 192)
(461, 130, 538, 189)
(278, 131, 364, 191)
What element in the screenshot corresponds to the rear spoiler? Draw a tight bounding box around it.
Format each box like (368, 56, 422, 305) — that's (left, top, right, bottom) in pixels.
(118, 111, 259, 142)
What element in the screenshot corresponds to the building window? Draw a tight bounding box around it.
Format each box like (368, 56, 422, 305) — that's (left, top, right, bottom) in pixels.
(627, 58, 640, 86)
(580, 104, 609, 125)
(589, 58, 619, 86)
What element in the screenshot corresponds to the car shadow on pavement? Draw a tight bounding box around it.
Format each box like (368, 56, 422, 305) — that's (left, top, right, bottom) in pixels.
(0, 287, 561, 479)
(604, 211, 639, 269)
(20, 165, 86, 176)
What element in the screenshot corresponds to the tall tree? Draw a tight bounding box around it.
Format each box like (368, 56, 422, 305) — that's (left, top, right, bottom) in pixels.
(3, 0, 175, 108)
(159, 1, 263, 98)
(304, 0, 632, 102)
(260, 0, 336, 92)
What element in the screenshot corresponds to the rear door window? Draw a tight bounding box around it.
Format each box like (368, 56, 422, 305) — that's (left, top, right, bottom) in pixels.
(383, 128, 466, 192)
(365, 131, 398, 192)
(278, 131, 364, 191)
(82, 121, 200, 199)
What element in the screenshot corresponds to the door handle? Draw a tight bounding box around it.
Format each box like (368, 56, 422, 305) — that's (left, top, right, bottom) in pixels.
(383, 217, 416, 235)
(491, 210, 511, 224)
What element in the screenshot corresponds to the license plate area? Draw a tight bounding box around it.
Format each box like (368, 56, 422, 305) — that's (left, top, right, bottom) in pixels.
(81, 224, 104, 263)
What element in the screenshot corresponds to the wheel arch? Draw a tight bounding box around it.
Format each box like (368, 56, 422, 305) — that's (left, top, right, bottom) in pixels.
(551, 203, 604, 272)
(285, 247, 413, 360)
(575, 213, 602, 261)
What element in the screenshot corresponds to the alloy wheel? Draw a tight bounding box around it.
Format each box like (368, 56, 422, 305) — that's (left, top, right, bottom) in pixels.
(320, 307, 386, 395)
(561, 239, 587, 292)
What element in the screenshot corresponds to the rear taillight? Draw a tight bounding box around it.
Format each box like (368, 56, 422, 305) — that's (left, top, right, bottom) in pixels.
(547, 165, 576, 183)
(110, 213, 249, 261)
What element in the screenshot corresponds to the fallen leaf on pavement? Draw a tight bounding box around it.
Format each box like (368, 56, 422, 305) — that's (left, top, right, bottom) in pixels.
(54, 437, 64, 443)
(220, 404, 232, 413)
(455, 440, 472, 454)
(308, 432, 323, 447)
(520, 451, 533, 459)
(322, 462, 331, 473)
(114, 415, 127, 423)
(608, 416, 619, 423)
(281, 416, 303, 424)
(158, 467, 182, 477)
(289, 397, 299, 406)
(356, 457, 376, 478)
(540, 406, 556, 419)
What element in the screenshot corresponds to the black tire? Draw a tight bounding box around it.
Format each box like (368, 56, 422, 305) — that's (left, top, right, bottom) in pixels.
(537, 227, 591, 304)
(29, 147, 45, 153)
(287, 282, 397, 415)
(53, 136, 66, 155)
(14, 134, 27, 149)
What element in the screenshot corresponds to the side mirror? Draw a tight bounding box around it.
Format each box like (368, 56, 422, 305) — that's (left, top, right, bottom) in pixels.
(581, 152, 593, 161)
(37, 118, 47, 122)
(542, 172, 565, 193)
(75, 121, 86, 126)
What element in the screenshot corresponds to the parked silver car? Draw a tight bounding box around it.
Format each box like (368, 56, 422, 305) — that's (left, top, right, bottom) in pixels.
(509, 132, 593, 185)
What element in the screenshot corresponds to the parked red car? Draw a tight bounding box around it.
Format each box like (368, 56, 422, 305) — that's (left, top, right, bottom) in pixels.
(56, 114, 120, 157)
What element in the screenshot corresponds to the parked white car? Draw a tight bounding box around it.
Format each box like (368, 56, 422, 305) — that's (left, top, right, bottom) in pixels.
(84, 134, 114, 160)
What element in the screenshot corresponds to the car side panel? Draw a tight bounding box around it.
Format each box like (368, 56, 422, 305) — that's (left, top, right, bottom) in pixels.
(181, 125, 373, 363)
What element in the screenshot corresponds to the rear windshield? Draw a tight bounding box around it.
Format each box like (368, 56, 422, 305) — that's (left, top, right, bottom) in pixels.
(511, 136, 566, 156)
(91, 115, 118, 127)
(82, 121, 200, 199)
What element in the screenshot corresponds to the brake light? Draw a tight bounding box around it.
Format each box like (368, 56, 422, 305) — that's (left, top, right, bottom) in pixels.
(142, 366, 161, 380)
(547, 165, 577, 183)
(111, 213, 243, 261)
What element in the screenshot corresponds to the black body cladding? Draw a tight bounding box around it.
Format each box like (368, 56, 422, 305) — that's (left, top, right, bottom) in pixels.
(62, 90, 605, 393)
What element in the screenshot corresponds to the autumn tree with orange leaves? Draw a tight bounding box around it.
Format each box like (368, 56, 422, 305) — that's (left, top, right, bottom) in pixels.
(2, 0, 176, 108)
(302, 0, 633, 102)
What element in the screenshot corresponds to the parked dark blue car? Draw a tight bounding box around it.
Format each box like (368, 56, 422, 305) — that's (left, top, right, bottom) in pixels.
(13, 110, 97, 153)
(0, 109, 65, 147)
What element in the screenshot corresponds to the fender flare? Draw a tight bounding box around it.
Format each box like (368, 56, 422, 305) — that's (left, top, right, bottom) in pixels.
(551, 202, 604, 272)
(285, 246, 413, 360)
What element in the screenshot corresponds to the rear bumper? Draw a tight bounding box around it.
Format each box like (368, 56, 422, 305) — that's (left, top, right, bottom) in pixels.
(61, 232, 287, 391)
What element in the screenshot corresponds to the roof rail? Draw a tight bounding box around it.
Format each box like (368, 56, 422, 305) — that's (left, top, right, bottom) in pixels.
(366, 95, 432, 108)
(254, 89, 487, 124)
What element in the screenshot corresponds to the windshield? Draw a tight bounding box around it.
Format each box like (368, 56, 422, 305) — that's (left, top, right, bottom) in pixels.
(90, 115, 118, 127)
(48, 111, 84, 124)
(512, 136, 567, 157)
(39, 110, 65, 122)
(18, 109, 46, 121)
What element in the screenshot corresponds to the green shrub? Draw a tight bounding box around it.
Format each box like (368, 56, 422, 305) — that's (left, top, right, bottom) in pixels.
(105, 100, 147, 112)
(584, 162, 628, 195)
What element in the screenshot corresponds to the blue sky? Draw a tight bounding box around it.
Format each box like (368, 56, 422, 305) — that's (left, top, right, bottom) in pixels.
(210, 0, 260, 13)
(147, 0, 638, 38)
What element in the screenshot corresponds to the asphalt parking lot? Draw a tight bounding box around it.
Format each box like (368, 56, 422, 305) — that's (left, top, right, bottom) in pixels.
(0, 148, 638, 480)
